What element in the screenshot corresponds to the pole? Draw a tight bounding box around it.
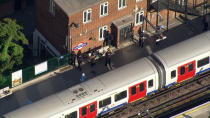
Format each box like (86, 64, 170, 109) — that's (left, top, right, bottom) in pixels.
(167, 0, 169, 31)
(156, 0, 159, 32)
(185, 0, 188, 20)
(175, 0, 177, 18)
(70, 27, 72, 54)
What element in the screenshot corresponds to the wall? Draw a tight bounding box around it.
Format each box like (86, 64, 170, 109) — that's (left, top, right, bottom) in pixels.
(68, 0, 147, 53)
(35, 0, 68, 54)
(0, 0, 14, 18)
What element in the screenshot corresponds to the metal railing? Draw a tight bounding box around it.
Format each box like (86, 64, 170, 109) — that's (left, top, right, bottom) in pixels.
(0, 53, 70, 89)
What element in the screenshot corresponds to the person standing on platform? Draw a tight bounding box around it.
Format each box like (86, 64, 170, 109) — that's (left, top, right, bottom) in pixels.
(70, 51, 76, 67)
(105, 48, 112, 69)
(77, 50, 82, 71)
(203, 15, 209, 31)
(80, 72, 86, 82)
(139, 33, 144, 48)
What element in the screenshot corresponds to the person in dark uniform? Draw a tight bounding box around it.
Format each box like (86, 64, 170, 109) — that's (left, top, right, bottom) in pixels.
(77, 50, 82, 71)
(70, 51, 76, 67)
(203, 16, 208, 31)
(139, 33, 144, 48)
(105, 48, 112, 68)
(90, 51, 96, 67)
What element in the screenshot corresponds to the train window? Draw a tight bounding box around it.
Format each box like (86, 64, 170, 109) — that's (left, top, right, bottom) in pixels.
(65, 111, 77, 118)
(148, 80, 153, 88)
(82, 107, 87, 116)
(171, 70, 176, 79)
(99, 97, 111, 108)
(197, 57, 209, 68)
(188, 63, 193, 72)
(90, 104, 95, 112)
(131, 86, 136, 95)
(115, 90, 127, 102)
(140, 83, 144, 92)
(180, 66, 185, 75)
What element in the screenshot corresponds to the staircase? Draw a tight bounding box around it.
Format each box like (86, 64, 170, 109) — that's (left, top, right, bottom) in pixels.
(150, 0, 209, 16)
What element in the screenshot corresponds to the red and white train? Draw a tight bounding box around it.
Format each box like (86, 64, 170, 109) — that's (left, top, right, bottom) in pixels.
(3, 31, 210, 118)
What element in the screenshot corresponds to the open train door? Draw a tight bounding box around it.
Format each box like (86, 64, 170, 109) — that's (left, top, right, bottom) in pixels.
(128, 81, 147, 103)
(79, 101, 97, 118)
(178, 61, 195, 83)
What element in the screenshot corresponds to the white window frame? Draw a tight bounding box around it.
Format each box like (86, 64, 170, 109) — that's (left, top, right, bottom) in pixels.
(99, 25, 108, 41)
(136, 0, 142, 2)
(49, 0, 55, 16)
(135, 10, 144, 26)
(179, 0, 185, 6)
(118, 0, 126, 10)
(83, 9, 92, 24)
(100, 2, 108, 17)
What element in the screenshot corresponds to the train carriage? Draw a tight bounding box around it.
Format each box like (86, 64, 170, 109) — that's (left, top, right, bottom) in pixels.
(153, 31, 210, 87)
(3, 58, 159, 118)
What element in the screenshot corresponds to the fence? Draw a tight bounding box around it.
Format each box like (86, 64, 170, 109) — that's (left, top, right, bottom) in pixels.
(0, 54, 70, 89)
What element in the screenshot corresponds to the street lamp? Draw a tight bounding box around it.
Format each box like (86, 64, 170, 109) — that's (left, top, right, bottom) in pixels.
(68, 22, 79, 54)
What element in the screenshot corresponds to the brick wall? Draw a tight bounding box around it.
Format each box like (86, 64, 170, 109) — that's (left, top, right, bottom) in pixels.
(0, 0, 14, 18)
(36, 0, 68, 54)
(68, 0, 147, 53)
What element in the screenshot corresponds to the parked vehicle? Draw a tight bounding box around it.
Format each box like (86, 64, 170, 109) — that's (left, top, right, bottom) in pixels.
(3, 31, 210, 118)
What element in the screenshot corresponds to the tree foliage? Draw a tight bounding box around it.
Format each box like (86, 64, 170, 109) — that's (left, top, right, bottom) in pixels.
(0, 18, 28, 74)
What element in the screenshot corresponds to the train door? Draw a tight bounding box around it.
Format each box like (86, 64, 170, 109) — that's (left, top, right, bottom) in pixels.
(79, 101, 97, 118)
(128, 81, 147, 103)
(178, 61, 195, 83)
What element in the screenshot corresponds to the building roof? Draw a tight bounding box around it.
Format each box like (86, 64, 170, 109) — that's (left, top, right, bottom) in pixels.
(54, 0, 100, 16)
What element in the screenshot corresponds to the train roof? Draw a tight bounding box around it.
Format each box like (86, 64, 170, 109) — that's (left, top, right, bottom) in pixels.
(154, 31, 210, 68)
(4, 57, 157, 118)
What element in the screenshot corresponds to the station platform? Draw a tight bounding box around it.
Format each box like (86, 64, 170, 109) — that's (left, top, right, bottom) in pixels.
(171, 101, 210, 118)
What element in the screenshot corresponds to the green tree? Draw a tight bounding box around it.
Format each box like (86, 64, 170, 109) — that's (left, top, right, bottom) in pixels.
(0, 18, 28, 75)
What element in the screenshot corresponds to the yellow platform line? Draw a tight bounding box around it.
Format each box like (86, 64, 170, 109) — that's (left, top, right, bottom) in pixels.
(174, 102, 210, 118)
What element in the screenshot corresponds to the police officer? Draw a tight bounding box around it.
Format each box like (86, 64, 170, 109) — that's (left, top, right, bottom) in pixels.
(70, 51, 76, 67)
(139, 33, 144, 48)
(77, 50, 82, 71)
(105, 48, 112, 68)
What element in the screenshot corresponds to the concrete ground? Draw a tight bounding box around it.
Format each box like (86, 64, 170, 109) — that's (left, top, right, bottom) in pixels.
(0, 14, 209, 115)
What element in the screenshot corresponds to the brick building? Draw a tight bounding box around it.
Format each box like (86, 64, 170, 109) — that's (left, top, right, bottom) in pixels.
(33, 0, 207, 56)
(0, 0, 34, 18)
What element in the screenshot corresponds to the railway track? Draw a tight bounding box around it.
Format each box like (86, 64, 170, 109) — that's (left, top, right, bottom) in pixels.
(99, 71, 210, 118)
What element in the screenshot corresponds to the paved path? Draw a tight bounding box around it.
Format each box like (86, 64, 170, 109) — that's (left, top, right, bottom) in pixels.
(0, 15, 209, 115)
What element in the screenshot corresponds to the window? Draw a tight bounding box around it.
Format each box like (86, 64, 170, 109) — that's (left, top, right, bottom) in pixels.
(49, 0, 55, 16)
(180, 66, 185, 75)
(118, 0, 126, 9)
(90, 104, 95, 112)
(148, 80, 153, 88)
(82, 107, 87, 116)
(139, 83, 144, 92)
(131, 86, 136, 95)
(83, 9, 92, 23)
(65, 111, 77, 118)
(188, 63, 194, 72)
(197, 57, 209, 68)
(100, 2, 108, 17)
(171, 70, 176, 79)
(115, 90, 127, 102)
(99, 97, 111, 108)
(136, 0, 142, 2)
(99, 25, 108, 41)
(179, 0, 185, 6)
(135, 11, 144, 26)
